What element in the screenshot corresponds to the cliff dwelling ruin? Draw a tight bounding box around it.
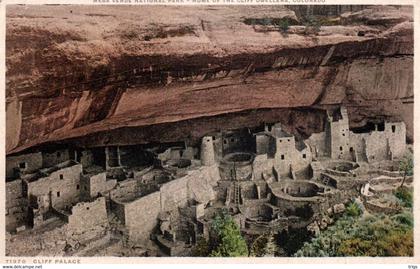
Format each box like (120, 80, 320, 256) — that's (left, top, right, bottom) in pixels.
(5, 4, 413, 257)
(6, 106, 413, 256)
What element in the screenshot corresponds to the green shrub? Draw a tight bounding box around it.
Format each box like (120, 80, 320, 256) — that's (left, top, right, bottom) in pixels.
(277, 18, 290, 34)
(303, 16, 321, 36)
(346, 201, 362, 217)
(394, 187, 413, 208)
(295, 211, 414, 257)
(208, 213, 248, 257)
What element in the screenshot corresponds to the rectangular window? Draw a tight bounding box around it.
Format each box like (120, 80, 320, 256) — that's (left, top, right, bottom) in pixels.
(57, 191, 60, 197)
(339, 146, 343, 151)
(392, 125, 396, 133)
(59, 174, 64, 180)
(281, 155, 285, 160)
(76, 184, 80, 190)
(302, 154, 306, 159)
(19, 162, 26, 169)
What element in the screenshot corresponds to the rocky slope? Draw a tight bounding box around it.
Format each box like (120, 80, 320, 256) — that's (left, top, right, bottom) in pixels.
(6, 5, 413, 154)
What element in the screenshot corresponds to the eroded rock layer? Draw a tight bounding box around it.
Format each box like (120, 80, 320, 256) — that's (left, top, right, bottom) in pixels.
(6, 5, 413, 154)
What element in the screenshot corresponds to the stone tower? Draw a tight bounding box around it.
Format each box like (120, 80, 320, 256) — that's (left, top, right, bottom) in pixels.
(201, 136, 215, 166)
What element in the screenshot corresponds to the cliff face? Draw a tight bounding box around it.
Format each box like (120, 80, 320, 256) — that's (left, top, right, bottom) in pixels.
(6, 5, 413, 154)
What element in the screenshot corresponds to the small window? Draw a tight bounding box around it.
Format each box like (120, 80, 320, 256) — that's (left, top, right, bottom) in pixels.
(212, 136, 215, 140)
(281, 155, 285, 160)
(339, 146, 343, 151)
(223, 139, 227, 145)
(287, 139, 290, 142)
(349, 147, 354, 152)
(392, 125, 396, 133)
(57, 191, 60, 197)
(230, 138, 235, 143)
(19, 162, 26, 169)
(302, 154, 306, 159)
(76, 184, 80, 190)
(207, 138, 210, 142)
(86, 207, 90, 210)
(279, 139, 282, 143)
(57, 152, 61, 158)
(342, 133, 345, 137)
(59, 174, 64, 180)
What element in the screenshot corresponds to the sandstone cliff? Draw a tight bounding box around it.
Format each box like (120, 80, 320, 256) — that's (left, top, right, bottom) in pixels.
(6, 5, 413, 154)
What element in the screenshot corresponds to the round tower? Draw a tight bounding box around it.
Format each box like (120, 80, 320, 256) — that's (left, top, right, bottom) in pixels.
(201, 136, 215, 166)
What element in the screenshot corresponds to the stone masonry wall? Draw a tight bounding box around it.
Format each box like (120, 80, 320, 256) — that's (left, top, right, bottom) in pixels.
(6, 152, 43, 179)
(252, 154, 273, 180)
(6, 180, 28, 232)
(67, 197, 108, 243)
(120, 164, 220, 243)
(329, 108, 352, 160)
(27, 164, 82, 210)
(273, 136, 312, 178)
(124, 192, 161, 243)
(42, 149, 70, 168)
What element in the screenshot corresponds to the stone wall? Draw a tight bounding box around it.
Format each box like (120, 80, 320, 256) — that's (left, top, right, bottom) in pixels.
(80, 150, 94, 168)
(6, 180, 28, 232)
(255, 134, 270, 155)
(81, 172, 117, 200)
(42, 149, 70, 168)
(160, 176, 189, 212)
(6, 152, 43, 179)
(67, 197, 108, 243)
(27, 164, 82, 210)
(349, 122, 406, 162)
(305, 131, 328, 158)
(201, 136, 215, 166)
(124, 192, 161, 243)
(252, 154, 274, 180)
(329, 107, 352, 160)
(221, 131, 254, 156)
(273, 135, 312, 178)
(385, 122, 406, 159)
(114, 165, 220, 243)
(109, 179, 138, 202)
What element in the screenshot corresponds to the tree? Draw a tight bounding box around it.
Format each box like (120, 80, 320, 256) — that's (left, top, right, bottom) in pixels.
(399, 152, 413, 188)
(209, 213, 248, 257)
(277, 18, 290, 35)
(303, 16, 321, 36)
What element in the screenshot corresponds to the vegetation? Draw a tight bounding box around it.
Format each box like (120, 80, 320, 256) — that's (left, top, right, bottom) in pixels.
(295, 186, 414, 257)
(243, 17, 297, 27)
(303, 16, 321, 36)
(277, 18, 290, 34)
(295, 210, 413, 257)
(192, 212, 248, 257)
(399, 152, 413, 187)
(345, 200, 363, 217)
(394, 187, 413, 208)
(250, 232, 278, 257)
